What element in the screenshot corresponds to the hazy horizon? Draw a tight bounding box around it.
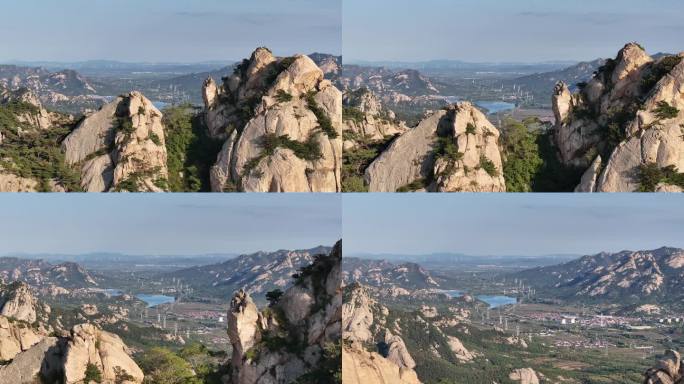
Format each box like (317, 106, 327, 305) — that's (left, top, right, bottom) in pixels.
(0, 0, 341, 62)
(0, 194, 340, 255)
(343, 194, 684, 257)
(344, 0, 684, 62)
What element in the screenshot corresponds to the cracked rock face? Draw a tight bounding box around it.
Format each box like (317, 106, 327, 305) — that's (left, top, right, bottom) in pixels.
(552, 43, 684, 192)
(62, 91, 168, 192)
(365, 102, 505, 192)
(203, 48, 342, 192)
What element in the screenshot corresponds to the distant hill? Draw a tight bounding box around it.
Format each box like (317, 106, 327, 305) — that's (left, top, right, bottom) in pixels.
(506, 58, 606, 107)
(511, 247, 684, 308)
(0, 257, 100, 289)
(163, 246, 332, 299)
(343, 257, 439, 290)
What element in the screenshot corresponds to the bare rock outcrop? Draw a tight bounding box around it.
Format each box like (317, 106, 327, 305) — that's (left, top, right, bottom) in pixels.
(225, 241, 341, 384)
(342, 283, 375, 343)
(342, 345, 421, 384)
(509, 367, 540, 384)
(342, 283, 422, 384)
(62, 92, 168, 192)
(552, 43, 684, 192)
(0, 316, 45, 361)
(62, 323, 144, 384)
(0, 337, 64, 384)
(0, 282, 42, 323)
(365, 102, 505, 192)
(203, 48, 342, 192)
(644, 350, 684, 384)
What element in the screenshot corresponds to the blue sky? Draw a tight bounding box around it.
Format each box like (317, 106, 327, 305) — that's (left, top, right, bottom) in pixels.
(0, 0, 341, 62)
(343, 194, 684, 257)
(344, 0, 684, 62)
(0, 194, 340, 255)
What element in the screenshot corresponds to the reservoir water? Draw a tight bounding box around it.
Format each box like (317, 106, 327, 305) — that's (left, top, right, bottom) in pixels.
(474, 101, 516, 114)
(442, 290, 517, 308)
(440, 97, 516, 115)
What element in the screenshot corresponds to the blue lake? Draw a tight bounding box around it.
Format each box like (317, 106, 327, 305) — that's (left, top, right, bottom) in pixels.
(474, 101, 516, 114)
(442, 290, 517, 308)
(136, 294, 175, 308)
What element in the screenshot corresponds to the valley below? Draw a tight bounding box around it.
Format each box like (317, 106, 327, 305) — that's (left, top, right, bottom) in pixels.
(0, 242, 343, 384)
(343, 247, 684, 384)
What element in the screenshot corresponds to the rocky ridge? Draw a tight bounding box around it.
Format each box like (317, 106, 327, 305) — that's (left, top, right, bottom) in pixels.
(512, 247, 684, 307)
(552, 43, 684, 192)
(203, 48, 342, 192)
(164, 246, 332, 300)
(225, 241, 341, 384)
(364, 102, 506, 192)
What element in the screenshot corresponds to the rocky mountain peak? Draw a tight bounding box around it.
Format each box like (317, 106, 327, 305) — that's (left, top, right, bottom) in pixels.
(552, 42, 684, 192)
(62, 91, 168, 192)
(225, 241, 341, 383)
(205, 48, 342, 192)
(364, 101, 505, 192)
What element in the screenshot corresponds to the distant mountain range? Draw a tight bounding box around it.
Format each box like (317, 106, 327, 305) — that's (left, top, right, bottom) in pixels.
(162, 246, 333, 299)
(511, 247, 684, 308)
(0, 53, 341, 113)
(0, 257, 100, 289)
(343, 257, 439, 290)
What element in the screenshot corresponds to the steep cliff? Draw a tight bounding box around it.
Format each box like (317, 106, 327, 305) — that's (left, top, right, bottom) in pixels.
(225, 240, 341, 383)
(552, 43, 684, 192)
(364, 102, 505, 192)
(203, 48, 342, 192)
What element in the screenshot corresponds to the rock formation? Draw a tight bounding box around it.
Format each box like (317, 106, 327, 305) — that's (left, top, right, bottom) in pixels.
(0, 283, 50, 362)
(62, 323, 144, 384)
(202, 48, 342, 192)
(552, 43, 684, 192)
(365, 102, 505, 192)
(342, 345, 421, 384)
(509, 368, 540, 384)
(62, 91, 168, 192)
(342, 284, 421, 384)
(644, 350, 683, 384)
(225, 241, 341, 384)
(342, 88, 407, 149)
(0, 87, 63, 130)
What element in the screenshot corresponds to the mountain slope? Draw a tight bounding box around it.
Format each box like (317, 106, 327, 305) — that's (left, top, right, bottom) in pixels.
(343, 258, 439, 291)
(164, 246, 332, 300)
(511, 247, 684, 307)
(0, 257, 100, 290)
